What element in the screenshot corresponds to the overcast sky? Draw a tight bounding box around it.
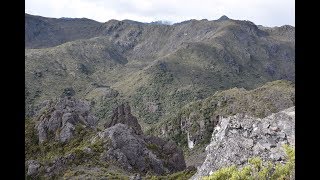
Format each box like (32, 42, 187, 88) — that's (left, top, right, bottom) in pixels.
(25, 0, 294, 27)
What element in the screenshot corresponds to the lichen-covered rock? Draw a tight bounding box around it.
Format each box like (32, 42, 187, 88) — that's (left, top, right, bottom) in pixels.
(104, 102, 143, 135)
(26, 160, 41, 176)
(34, 97, 98, 143)
(97, 123, 186, 175)
(191, 107, 295, 180)
(59, 122, 76, 143)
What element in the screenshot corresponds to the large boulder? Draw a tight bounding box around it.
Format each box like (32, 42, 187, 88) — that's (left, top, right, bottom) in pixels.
(34, 97, 98, 143)
(191, 107, 295, 179)
(26, 160, 41, 176)
(104, 102, 143, 135)
(96, 123, 186, 175)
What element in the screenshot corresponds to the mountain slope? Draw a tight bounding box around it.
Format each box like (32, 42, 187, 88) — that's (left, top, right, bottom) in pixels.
(25, 14, 295, 128)
(25, 13, 102, 49)
(147, 80, 294, 167)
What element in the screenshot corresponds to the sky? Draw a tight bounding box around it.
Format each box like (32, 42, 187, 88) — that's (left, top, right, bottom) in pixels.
(25, 0, 294, 27)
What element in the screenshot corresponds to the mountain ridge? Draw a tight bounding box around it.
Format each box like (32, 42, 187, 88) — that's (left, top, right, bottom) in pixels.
(25, 13, 295, 130)
(25, 13, 294, 49)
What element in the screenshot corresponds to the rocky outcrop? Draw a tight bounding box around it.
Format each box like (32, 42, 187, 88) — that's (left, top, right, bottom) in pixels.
(191, 107, 295, 180)
(94, 103, 186, 175)
(104, 102, 143, 135)
(34, 97, 98, 143)
(96, 123, 186, 175)
(26, 160, 41, 176)
(26, 100, 187, 178)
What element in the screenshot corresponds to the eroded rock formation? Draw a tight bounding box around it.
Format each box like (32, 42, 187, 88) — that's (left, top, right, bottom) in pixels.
(191, 107, 295, 179)
(104, 102, 143, 135)
(34, 97, 98, 143)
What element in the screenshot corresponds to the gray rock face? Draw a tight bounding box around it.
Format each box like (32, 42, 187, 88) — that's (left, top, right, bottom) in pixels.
(104, 102, 143, 135)
(191, 107, 295, 180)
(97, 123, 186, 175)
(35, 97, 98, 143)
(26, 160, 41, 176)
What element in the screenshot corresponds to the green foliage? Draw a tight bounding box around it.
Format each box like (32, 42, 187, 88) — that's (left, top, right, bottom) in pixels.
(146, 143, 159, 152)
(94, 96, 123, 124)
(89, 138, 106, 154)
(62, 124, 95, 152)
(25, 119, 41, 160)
(145, 167, 197, 180)
(271, 145, 295, 180)
(150, 80, 295, 148)
(172, 131, 188, 147)
(202, 166, 237, 180)
(202, 145, 295, 180)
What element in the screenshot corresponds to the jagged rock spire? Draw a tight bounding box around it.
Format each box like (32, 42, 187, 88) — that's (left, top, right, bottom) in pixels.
(104, 102, 143, 135)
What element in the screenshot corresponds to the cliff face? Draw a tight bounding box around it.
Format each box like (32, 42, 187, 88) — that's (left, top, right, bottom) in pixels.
(191, 107, 295, 179)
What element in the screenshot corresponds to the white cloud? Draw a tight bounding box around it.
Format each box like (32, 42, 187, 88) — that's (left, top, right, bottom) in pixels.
(25, 0, 294, 26)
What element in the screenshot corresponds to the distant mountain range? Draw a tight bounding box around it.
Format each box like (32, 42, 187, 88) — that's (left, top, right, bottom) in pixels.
(25, 13, 295, 128)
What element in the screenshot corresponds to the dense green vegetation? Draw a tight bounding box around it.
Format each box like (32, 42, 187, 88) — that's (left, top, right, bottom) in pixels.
(147, 80, 294, 148)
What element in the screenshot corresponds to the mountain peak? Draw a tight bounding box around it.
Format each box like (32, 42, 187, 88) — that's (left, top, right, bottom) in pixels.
(218, 15, 230, 21)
